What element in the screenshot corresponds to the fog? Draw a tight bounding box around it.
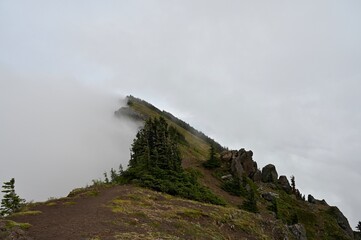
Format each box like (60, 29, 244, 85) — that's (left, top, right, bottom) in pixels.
(0, 72, 140, 201)
(1, 0, 361, 229)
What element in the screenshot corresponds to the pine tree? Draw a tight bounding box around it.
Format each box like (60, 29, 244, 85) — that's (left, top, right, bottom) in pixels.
(203, 145, 221, 169)
(104, 172, 109, 184)
(356, 221, 361, 232)
(0, 178, 25, 216)
(127, 117, 182, 173)
(241, 188, 258, 213)
(123, 116, 225, 205)
(290, 175, 296, 193)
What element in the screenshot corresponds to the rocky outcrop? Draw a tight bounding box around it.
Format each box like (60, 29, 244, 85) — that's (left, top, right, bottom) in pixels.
(261, 164, 278, 183)
(307, 194, 316, 204)
(288, 224, 307, 240)
(328, 206, 354, 239)
(278, 175, 292, 193)
(221, 149, 259, 181)
(114, 107, 145, 121)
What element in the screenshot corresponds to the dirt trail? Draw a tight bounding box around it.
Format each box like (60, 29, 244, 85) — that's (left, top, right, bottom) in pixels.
(8, 185, 131, 240)
(7, 161, 244, 240)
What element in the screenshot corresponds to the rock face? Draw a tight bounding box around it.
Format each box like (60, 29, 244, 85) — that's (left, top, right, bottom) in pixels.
(278, 175, 292, 193)
(221, 149, 259, 181)
(261, 164, 278, 183)
(329, 206, 354, 239)
(252, 170, 262, 182)
(288, 224, 307, 240)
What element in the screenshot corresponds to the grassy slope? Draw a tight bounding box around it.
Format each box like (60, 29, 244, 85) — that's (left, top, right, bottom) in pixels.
(128, 98, 210, 160)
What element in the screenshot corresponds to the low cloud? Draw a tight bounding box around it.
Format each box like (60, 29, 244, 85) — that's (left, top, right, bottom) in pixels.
(0, 71, 140, 201)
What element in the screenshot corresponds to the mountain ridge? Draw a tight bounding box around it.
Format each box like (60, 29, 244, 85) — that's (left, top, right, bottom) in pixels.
(116, 95, 357, 239)
(1, 95, 358, 240)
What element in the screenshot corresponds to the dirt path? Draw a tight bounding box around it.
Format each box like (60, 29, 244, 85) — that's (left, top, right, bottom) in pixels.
(8, 185, 132, 240)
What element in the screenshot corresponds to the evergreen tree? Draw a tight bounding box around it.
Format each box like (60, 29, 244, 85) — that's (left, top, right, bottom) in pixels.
(203, 145, 221, 169)
(123, 117, 225, 205)
(290, 175, 296, 193)
(0, 178, 25, 216)
(103, 172, 109, 184)
(241, 188, 258, 213)
(127, 117, 182, 174)
(356, 221, 361, 232)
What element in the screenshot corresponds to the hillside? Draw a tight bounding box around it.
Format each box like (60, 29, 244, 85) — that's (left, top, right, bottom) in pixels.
(1, 95, 358, 240)
(116, 96, 357, 239)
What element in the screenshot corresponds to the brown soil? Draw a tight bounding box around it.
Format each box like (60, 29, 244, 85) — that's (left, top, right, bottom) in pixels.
(8, 185, 131, 240)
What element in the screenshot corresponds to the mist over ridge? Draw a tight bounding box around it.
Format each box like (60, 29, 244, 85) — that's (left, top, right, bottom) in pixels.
(0, 72, 140, 201)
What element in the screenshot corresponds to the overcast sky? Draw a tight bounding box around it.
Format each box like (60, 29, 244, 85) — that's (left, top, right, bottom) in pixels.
(1, 0, 360, 229)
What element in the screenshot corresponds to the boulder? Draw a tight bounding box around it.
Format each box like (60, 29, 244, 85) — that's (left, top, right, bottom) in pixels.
(288, 224, 307, 240)
(262, 192, 278, 202)
(261, 164, 278, 183)
(220, 150, 237, 162)
(278, 175, 292, 193)
(252, 170, 262, 182)
(307, 194, 316, 204)
(231, 156, 244, 179)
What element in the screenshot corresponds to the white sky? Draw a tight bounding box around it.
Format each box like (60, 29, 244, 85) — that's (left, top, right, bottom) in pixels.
(0, 0, 360, 229)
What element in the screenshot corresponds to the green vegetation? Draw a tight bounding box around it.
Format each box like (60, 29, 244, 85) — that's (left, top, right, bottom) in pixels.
(127, 95, 225, 153)
(119, 96, 356, 240)
(240, 188, 258, 213)
(5, 220, 32, 230)
(10, 210, 42, 217)
(125, 96, 218, 160)
(0, 178, 25, 216)
(203, 145, 221, 169)
(122, 116, 225, 205)
(221, 177, 246, 196)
